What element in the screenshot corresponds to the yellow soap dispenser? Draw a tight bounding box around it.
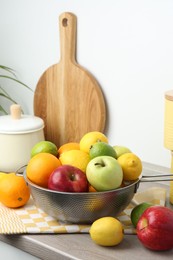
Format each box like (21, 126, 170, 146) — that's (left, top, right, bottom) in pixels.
(164, 90, 173, 204)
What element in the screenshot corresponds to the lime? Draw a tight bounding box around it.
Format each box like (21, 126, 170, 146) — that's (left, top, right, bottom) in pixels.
(89, 217, 124, 246)
(31, 141, 58, 158)
(113, 145, 131, 158)
(130, 202, 153, 227)
(89, 142, 117, 159)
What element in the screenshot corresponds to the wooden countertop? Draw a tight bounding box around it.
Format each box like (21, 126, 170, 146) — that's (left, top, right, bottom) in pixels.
(1, 162, 173, 260)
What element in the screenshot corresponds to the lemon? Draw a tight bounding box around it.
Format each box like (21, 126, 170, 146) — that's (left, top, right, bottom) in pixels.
(89, 217, 124, 246)
(59, 149, 90, 173)
(31, 141, 58, 158)
(130, 202, 153, 228)
(89, 142, 117, 159)
(80, 131, 108, 154)
(117, 153, 142, 181)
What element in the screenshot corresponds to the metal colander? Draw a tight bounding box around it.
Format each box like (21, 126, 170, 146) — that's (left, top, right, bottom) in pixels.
(23, 171, 139, 224)
(23, 170, 173, 224)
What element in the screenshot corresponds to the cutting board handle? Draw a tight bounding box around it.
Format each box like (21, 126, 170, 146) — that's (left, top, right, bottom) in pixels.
(59, 12, 77, 63)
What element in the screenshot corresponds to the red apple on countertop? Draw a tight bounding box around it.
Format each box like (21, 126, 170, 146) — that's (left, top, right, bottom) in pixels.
(48, 165, 88, 192)
(136, 205, 173, 251)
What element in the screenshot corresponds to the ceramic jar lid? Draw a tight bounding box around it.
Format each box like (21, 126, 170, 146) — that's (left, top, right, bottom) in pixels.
(165, 90, 173, 101)
(0, 104, 44, 134)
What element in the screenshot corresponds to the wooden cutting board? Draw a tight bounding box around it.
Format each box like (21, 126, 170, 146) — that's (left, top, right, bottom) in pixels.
(34, 12, 106, 148)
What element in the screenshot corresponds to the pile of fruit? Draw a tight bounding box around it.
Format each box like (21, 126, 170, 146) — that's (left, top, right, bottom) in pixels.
(0, 130, 173, 252)
(25, 130, 173, 251)
(26, 131, 143, 193)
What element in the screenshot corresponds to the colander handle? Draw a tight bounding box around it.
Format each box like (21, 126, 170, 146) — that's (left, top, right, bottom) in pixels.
(141, 174, 173, 182)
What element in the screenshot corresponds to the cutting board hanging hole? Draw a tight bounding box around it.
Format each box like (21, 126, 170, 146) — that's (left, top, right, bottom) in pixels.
(62, 18, 68, 27)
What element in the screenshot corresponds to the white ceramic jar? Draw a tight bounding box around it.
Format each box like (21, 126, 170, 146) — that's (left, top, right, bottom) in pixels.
(0, 104, 45, 172)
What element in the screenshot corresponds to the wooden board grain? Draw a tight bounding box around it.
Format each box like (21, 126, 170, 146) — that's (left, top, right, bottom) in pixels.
(34, 12, 106, 148)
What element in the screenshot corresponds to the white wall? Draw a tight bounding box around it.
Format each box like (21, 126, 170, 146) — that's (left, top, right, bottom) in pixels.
(1, 0, 173, 168)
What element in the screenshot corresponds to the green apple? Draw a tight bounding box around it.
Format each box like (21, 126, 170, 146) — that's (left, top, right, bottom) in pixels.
(86, 156, 123, 191)
(113, 145, 131, 158)
(89, 142, 117, 159)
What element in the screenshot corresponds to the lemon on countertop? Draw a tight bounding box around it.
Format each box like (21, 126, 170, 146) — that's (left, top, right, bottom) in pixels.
(89, 216, 124, 246)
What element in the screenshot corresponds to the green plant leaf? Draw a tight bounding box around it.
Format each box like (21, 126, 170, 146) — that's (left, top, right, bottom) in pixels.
(0, 65, 33, 114)
(0, 75, 33, 91)
(0, 105, 8, 115)
(0, 65, 16, 77)
(0, 92, 17, 103)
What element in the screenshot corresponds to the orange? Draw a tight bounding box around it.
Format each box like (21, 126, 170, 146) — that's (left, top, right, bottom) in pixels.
(58, 142, 80, 156)
(0, 173, 30, 208)
(26, 153, 61, 188)
(89, 185, 97, 192)
(59, 149, 90, 173)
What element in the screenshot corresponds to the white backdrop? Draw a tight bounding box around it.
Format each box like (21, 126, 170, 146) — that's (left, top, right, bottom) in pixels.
(1, 0, 173, 168)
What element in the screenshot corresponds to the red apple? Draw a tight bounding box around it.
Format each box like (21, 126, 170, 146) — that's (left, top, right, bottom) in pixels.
(48, 165, 88, 192)
(137, 205, 173, 251)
